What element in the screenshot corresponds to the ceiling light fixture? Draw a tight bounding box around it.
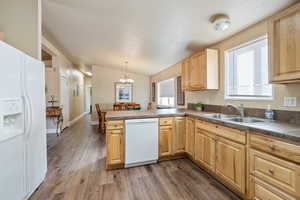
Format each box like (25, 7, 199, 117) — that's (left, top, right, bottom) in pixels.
(211, 14, 231, 32)
(86, 71, 92, 76)
(119, 61, 134, 83)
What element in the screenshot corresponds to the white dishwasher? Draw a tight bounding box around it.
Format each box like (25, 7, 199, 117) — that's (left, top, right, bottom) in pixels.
(125, 118, 158, 168)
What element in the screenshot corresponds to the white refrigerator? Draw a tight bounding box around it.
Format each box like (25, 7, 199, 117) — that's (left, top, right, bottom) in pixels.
(0, 41, 47, 200)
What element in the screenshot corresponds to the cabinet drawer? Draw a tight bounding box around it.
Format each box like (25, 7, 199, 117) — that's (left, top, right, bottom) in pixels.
(197, 120, 246, 144)
(160, 117, 173, 126)
(250, 149, 300, 197)
(250, 133, 300, 164)
(106, 120, 124, 130)
(196, 120, 218, 133)
(250, 176, 296, 200)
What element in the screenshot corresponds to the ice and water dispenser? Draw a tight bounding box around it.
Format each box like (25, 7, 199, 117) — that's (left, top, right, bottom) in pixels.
(0, 98, 24, 141)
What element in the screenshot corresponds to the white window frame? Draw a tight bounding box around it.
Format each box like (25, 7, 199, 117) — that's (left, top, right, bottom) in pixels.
(157, 78, 176, 107)
(224, 35, 273, 101)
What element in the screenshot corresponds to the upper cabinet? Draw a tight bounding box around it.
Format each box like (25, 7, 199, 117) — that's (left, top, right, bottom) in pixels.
(181, 49, 219, 90)
(269, 3, 300, 83)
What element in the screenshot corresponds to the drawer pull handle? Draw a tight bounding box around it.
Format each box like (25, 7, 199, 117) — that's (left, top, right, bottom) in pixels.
(268, 145, 275, 151)
(268, 169, 274, 174)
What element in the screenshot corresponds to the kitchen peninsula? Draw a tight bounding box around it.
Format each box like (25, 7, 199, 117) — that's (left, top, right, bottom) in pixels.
(106, 108, 300, 200)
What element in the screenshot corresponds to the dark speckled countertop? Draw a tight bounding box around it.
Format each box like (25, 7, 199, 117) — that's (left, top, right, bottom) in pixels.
(106, 109, 300, 143)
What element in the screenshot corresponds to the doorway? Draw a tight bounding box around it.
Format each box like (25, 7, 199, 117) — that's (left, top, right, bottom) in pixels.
(86, 85, 92, 114)
(60, 76, 70, 129)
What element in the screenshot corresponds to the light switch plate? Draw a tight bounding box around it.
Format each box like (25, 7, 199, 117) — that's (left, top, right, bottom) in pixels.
(283, 97, 297, 107)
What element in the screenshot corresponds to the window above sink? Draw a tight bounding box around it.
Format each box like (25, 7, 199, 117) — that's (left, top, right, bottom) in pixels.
(224, 36, 273, 101)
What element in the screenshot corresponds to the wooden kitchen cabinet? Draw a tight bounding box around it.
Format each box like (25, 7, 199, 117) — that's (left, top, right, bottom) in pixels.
(194, 128, 215, 171)
(250, 176, 296, 200)
(185, 117, 195, 158)
(160, 117, 186, 158)
(173, 117, 186, 155)
(215, 136, 246, 194)
(250, 149, 300, 198)
(181, 49, 219, 91)
(106, 120, 124, 169)
(159, 125, 173, 157)
(182, 58, 191, 90)
(269, 2, 300, 83)
(190, 52, 205, 89)
(106, 129, 124, 168)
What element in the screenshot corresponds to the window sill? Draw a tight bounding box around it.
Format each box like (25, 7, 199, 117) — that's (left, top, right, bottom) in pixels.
(156, 105, 175, 109)
(225, 96, 274, 101)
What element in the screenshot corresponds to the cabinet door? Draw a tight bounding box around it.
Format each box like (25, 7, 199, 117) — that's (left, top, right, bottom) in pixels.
(106, 129, 124, 165)
(185, 118, 195, 157)
(194, 129, 215, 171)
(159, 126, 173, 157)
(181, 58, 190, 90)
(215, 137, 246, 194)
(173, 117, 186, 154)
(190, 53, 205, 89)
(250, 176, 296, 200)
(269, 3, 300, 83)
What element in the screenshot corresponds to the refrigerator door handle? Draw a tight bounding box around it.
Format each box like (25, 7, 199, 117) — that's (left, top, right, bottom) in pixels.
(22, 95, 32, 139)
(25, 95, 33, 139)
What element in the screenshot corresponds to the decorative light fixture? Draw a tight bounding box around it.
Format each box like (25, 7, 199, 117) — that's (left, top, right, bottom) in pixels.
(119, 61, 134, 83)
(86, 71, 92, 76)
(211, 14, 231, 32)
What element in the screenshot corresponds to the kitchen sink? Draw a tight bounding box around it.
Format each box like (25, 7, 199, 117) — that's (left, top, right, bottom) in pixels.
(202, 113, 237, 119)
(225, 117, 266, 123)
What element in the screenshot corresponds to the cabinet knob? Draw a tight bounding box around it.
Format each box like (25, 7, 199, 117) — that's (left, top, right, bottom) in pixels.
(268, 144, 275, 151)
(268, 169, 274, 174)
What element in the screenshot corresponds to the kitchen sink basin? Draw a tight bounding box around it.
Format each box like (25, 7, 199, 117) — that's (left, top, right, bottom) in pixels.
(202, 113, 267, 124)
(225, 117, 266, 123)
(202, 113, 237, 119)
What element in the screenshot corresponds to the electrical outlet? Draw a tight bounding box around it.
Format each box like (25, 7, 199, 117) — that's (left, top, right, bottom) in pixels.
(283, 97, 297, 107)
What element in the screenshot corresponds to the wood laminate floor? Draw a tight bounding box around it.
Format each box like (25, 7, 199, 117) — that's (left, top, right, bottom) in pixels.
(30, 115, 240, 200)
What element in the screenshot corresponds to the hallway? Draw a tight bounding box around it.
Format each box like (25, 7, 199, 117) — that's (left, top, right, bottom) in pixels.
(30, 116, 240, 200)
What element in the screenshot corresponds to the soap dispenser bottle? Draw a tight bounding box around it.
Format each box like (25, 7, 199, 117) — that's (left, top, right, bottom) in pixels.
(265, 105, 274, 120)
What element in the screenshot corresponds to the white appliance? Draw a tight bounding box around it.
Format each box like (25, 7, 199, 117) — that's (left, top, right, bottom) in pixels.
(125, 118, 158, 168)
(0, 41, 47, 200)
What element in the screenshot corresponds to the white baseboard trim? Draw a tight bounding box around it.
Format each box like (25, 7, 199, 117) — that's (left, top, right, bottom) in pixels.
(90, 120, 99, 125)
(47, 128, 60, 134)
(69, 112, 89, 127)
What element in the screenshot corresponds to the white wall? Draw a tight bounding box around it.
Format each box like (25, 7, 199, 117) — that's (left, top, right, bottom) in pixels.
(150, 8, 300, 112)
(43, 36, 87, 128)
(92, 66, 150, 120)
(0, 0, 41, 59)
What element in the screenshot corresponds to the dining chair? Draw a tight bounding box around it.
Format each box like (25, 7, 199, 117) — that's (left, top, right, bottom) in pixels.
(95, 104, 105, 132)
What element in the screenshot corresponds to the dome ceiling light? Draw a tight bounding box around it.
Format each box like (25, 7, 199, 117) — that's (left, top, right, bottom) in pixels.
(211, 14, 231, 32)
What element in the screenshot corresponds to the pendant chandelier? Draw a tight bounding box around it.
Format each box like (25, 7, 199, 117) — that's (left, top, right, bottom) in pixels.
(119, 61, 134, 83)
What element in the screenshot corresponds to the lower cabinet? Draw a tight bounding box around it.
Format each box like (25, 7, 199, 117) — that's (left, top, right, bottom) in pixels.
(250, 176, 296, 200)
(194, 128, 215, 171)
(173, 117, 186, 155)
(185, 117, 195, 158)
(215, 137, 246, 194)
(159, 117, 186, 158)
(106, 129, 124, 168)
(159, 125, 173, 157)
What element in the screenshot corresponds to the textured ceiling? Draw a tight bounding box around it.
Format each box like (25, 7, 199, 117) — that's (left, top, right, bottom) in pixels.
(42, 0, 296, 75)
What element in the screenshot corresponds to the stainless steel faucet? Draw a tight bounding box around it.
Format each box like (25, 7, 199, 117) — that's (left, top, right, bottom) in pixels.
(225, 104, 245, 118)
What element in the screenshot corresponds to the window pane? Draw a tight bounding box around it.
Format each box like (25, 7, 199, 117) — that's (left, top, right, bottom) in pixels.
(157, 79, 175, 106)
(236, 50, 255, 95)
(225, 37, 272, 99)
(260, 45, 268, 85)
